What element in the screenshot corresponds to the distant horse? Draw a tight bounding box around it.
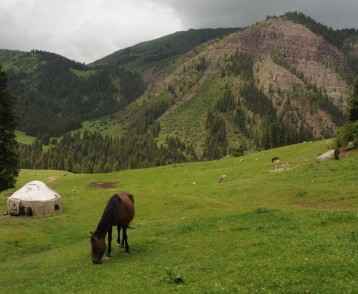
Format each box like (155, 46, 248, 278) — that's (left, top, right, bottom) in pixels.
(90, 192, 135, 264)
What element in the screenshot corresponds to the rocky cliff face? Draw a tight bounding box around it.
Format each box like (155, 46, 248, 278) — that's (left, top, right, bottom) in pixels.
(254, 56, 338, 139)
(208, 19, 350, 110)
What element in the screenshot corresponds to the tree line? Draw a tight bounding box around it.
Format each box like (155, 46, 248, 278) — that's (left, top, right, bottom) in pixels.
(0, 66, 18, 190)
(337, 79, 358, 147)
(18, 128, 198, 174)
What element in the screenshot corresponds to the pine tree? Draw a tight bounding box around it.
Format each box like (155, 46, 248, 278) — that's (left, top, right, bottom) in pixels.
(204, 111, 228, 160)
(350, 80, 358, 122)
(0, 67, 19, 191)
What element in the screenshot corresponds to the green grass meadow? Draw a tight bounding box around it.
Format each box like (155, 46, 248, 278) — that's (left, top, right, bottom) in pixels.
(1, 140, 358, 293)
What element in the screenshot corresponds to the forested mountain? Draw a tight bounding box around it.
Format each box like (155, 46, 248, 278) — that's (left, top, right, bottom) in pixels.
(0, 49, 145, 139)
(91, 28, 239, 74)
(2, 12, 358, 172)
(88, 12, 358, 157)
(0, 28, 239, 139)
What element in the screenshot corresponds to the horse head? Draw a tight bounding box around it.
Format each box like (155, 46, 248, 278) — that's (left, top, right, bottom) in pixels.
(90, 232, 106, 264)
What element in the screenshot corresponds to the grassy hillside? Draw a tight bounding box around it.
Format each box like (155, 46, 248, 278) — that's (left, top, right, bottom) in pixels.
(158, 78, 230, 151)
(78, 117, 125, 137)
(1, 140, 358, 293)
(15, 131, 36, 145)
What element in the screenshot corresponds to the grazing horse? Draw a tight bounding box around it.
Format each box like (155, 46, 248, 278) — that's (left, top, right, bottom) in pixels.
(90, 192, 135, 264)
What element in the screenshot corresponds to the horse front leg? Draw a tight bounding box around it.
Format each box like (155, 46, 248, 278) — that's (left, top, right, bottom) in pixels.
(120, 227, 125, 248)
(107, 226, 113, 257)
(123, 225, 130, 253)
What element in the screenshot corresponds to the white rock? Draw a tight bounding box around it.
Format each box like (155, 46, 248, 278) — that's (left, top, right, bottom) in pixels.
(347, 141, 355, 150)
(317, 149, 336, 161)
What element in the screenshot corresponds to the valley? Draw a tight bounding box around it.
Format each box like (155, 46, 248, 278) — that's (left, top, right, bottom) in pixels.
(1, 140, 358, 293)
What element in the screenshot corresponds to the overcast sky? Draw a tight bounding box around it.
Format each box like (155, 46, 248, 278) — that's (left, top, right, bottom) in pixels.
(1, 0, 357, 63)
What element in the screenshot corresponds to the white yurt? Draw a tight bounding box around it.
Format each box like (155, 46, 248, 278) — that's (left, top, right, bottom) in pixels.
(7, 181, 63, 217)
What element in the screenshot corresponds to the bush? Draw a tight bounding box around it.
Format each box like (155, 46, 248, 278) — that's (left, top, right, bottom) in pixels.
(229, 146, 246, 157)
(336, 121, 358, 148)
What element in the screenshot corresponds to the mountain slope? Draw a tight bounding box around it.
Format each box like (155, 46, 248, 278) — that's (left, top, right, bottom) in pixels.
(1, 13, 357, 148)
(0, 49, 145, 137)
(0, 28, 239, 138)
(283, 11, 358, 51)
(91, 28, 239, 78)
(99, 16, 355, 154)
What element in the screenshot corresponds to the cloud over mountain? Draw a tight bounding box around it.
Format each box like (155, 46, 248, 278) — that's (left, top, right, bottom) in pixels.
(0, 0, 357, 62)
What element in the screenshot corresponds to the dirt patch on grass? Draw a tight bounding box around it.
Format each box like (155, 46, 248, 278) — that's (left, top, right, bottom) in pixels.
(270, 162, 292, 173)
(339, 148, 358, 159)
(89, 182, 119, 189)
(47, 176, 57, 183)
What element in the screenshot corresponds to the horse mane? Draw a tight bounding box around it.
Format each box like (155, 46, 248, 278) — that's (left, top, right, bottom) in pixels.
(94, 194, 121, 237)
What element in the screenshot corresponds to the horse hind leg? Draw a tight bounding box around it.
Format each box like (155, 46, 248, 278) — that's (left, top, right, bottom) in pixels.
(117, 225, 122, 247)
(107, 226, 113, 257)
(121, 231, 125, 249)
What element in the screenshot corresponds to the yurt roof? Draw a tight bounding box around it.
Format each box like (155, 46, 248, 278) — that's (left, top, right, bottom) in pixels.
(9, 181, 61, 202)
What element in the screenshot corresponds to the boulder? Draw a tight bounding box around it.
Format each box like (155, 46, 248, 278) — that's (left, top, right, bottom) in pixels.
(317, 149, 336, 161)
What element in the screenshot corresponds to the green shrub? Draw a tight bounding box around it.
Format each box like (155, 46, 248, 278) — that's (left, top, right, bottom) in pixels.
(336, 121, 358, 148)
(229, 146, 245, 157)
(296, 191, 307, 198)
(255, 207, 272, 214)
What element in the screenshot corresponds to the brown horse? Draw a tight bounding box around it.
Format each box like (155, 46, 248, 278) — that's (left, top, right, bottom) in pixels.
(90, 192, 135, 264)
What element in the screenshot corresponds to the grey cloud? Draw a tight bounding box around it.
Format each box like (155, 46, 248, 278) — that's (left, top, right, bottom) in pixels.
(0, 0, 182, 63)
(156, 0, 358, 29)
(0, 0, 357, 63)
